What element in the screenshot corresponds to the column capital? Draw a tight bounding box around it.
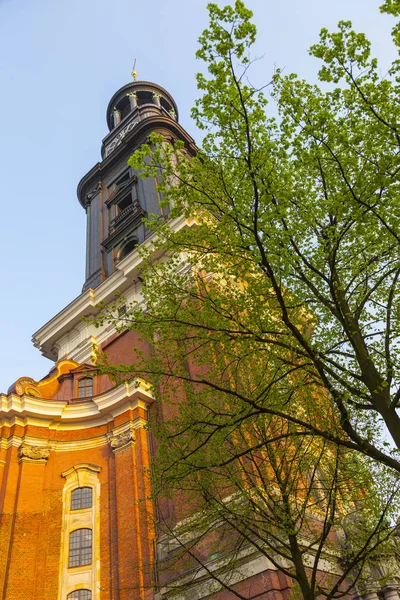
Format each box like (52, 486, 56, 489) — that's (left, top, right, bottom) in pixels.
(109, 425, 135, 453)
(18, 444, 50, 464)
(382, 583, 400, 600)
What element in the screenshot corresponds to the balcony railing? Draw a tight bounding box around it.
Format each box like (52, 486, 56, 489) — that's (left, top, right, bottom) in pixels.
(109, 200, 145, 234)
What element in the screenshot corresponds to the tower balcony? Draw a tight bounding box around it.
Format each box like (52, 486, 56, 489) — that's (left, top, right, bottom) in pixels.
(109, 199, 146, 234)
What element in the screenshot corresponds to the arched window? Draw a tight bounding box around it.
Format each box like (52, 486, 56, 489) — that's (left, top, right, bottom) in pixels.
(71, 487, 92, 511)
(69, 529, 92, 568)
(137, 91, 153, 106)
(160, 97, 172, 113)
(77, 377, 93, 398)
(118, 239, 137, 262)
(68, 591, 92, 600)
(117, 96, 131, 121)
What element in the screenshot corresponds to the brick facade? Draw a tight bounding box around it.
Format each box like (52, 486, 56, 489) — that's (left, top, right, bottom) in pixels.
(2, 77, 398, 600)
(0, 331, 306, 600)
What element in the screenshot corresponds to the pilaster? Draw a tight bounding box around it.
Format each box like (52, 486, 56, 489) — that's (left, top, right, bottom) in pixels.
(110, 414, 154, 600)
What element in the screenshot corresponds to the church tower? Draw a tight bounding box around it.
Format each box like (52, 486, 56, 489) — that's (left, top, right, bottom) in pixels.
(0, 76, 196, 600)
(78, 79, 195, 292)
(1, 73, 398, 600)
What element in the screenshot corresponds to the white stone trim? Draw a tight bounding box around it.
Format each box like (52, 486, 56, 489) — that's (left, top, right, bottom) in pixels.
(0, 433, 108, 453)
(59, 464, 101, 600)
(32, 215, 189, 361)
(0, 378, 154, 431)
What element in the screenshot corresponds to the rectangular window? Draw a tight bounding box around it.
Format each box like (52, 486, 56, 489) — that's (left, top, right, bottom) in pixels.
(71, 487, 93, 511)
(116, 192, 133, 213)
(69, 529, 92, 568)
(77, 377, 93, 398)
(107, 170, 131, 198)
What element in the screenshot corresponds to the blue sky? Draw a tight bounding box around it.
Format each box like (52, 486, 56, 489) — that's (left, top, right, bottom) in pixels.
(0, 0, 395, 393)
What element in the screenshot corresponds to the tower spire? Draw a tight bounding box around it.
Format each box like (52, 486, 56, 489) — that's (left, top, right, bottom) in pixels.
(131, 58, 137, 81)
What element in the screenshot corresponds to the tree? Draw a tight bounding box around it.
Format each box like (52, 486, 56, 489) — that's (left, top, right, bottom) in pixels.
(151, 408, 398, 600)
(93, 0, 400, 597)
(114, 0, 400, 471)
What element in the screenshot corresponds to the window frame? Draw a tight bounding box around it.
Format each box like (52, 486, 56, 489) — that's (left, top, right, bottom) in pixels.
(71, 487, 93, 511)
(68, 528, 93, 569)
(67, 590, 92, 600)
(117, 238, 138, 262)
(106, 169, 132, 201)
(76, 377, 94, 399)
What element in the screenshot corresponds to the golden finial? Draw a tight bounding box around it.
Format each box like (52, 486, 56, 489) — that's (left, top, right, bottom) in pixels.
(131, 58, 137, 81)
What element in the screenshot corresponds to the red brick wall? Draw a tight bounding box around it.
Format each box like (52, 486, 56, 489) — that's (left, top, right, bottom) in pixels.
(0, 330, 345, 600)
(0, 397, 154, 599)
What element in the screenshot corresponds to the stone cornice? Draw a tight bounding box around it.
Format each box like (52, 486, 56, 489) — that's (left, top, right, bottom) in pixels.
(0, 378, 154, 430)
(32, 214, 190, 361)
(1, 416, 149, 452)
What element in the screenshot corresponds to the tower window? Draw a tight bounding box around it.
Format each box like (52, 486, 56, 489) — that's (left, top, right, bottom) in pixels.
(117, 96, 131, 121)
(160, 97, 172, 112)
(107, 170, 131, 198)
(71, 487, 93, 511)
(117, 192, 133, 213)
(69, 528, 92, 568)
(137, 91, 153, 105)
(118, 239, 137, 261)
(77, 377, 93, 398)
(118, 304, 127, 317)
(68, 591, 92, 600)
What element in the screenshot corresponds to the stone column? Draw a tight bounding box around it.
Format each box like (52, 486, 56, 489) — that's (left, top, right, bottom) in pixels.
(152, 92, 161, 107)
(113, 108, 121, 127)
(110, 425, 141, 600)
(363, 589, 381, 600)
(127, 92, 137, 111)
(362, 591, 380, 600)
(382, 584, 400, 600)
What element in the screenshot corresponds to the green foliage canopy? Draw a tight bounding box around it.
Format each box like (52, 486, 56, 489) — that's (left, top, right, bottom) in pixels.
(122, 0, 400, 473)
(94, 2, 400, 596)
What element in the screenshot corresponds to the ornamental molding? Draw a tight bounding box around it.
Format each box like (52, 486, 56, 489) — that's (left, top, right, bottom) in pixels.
(12, 360, 79, 399)
(85, 182, 102, 203)
(15, 377, 42, 397)
(0, 378, 154, 429)
(18, 444, 50, 464)
(109, 424, 135, 452)
(62, 462, 101, 483)
(105, 116, 138, 157)
(32, 214, 189, 362)
(1, 433, 109, 453)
